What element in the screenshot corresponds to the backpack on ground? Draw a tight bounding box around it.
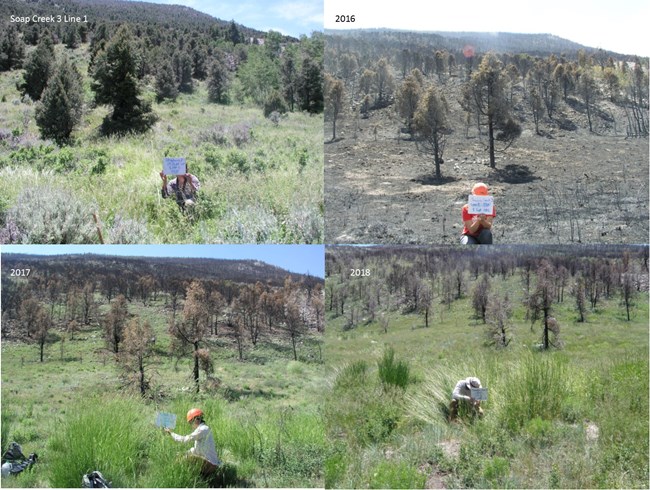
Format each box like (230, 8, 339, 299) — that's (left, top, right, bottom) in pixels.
(82, 470, 111, 488)
(1, 442, 38, 477)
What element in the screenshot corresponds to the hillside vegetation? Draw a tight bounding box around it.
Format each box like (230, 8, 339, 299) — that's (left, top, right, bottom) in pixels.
(324, 245, 649, 488)
(0, 0, 324, 244)
(1, 254, 325, 487)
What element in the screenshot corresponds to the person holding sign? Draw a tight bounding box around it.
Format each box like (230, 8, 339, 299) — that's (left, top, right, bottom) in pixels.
(164, 408, 220, 478)
(460, 182, 495, 245)
(160, 158, 200, 210)
(449, 376, 484, 421)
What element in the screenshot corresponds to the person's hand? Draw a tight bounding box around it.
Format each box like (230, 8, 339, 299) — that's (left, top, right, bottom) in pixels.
(164, 428, 171, 435)
(160, 171, 167, 182)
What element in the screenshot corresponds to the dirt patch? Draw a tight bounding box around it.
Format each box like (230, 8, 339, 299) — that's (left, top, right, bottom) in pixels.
(325, 76, 648, 245)
(425, 468, 448, 489)
(585, 420, 599, 442)
(438, 439, 461, 459)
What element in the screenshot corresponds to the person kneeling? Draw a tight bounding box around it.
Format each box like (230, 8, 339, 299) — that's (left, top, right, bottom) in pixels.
(449, 377, 484, 421)
(165, 408, 220, 478)
(460, 183, 495, 245)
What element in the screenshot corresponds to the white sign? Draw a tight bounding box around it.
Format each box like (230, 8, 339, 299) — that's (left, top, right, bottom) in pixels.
(468, 195, 494, 215)
(163, 157, 186, 175)
(471, 387, 488, 401)
(155, 412, 177, 429)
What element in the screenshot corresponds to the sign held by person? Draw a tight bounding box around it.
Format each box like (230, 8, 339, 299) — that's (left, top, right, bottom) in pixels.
(471, 387, 488, 401)
(163, 157, 186, 175)
(155, 412, 177, 429)
(468, 195, 494, 215)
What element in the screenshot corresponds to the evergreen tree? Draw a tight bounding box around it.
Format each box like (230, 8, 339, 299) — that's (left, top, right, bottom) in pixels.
(207, 58, 229, 103)
(413, 85, 450, 179)
(65, 27, 79, 49)
(19, 37, 55, 101)
(35, 55, 84, 145)
(174, 51, 194, 93)
(464, 53, 521, 168)
(155, 61, 178, 102)
(0, 25, 26, 71)
(91, 26, 157, 135)
(297, 58, 323, 113)
(226, 20, 242, 44)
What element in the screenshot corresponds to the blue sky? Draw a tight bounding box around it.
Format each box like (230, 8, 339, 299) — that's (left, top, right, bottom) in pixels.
(325, 0, 649, 56)
(136, 0, 323, 37)
(1, 245, 325, 278)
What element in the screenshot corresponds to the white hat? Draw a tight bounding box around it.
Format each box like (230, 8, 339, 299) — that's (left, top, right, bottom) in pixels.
(466, 377, 481, 389)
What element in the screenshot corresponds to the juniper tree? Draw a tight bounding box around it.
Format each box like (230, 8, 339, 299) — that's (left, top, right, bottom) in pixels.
(155, 61, 178, 102)
(120, 316, 155, 395)
(169, 280, 209, 393)
(413, 84, 450, 179)
(325, 73, 344, 141)
(0, 25, 25, 71)
(207, 58, 229, 104)
(91, 25, 157, 135)
(34, 54, 84, 145)
(472, 274, 491, 323)
(174, 51, 194, 93)
(297, 57, 324, 113)
(485, 292, 512, 348)
(396, 71, 422, 133)
(464, 53, 521, 168)
(104, 294, 128, 354)
(19, 36, 55, 101)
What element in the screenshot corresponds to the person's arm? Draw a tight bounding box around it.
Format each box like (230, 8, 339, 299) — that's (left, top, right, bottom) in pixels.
(160, 171, 170, 198)
(167, 425, 205, 444)
(187, 174, 200, 192)
(479, 215, 493, 229)
(464, 216, 483, 234)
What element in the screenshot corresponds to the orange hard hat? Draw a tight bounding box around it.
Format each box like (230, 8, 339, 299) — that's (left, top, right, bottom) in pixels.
(472, 183, 489, 196)
(186, 408, 203, 423)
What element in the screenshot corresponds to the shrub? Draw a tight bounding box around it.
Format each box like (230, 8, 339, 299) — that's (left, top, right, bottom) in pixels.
(5, 186, 98, 243)
(226, 150, 250, 174)
(230, 122, 252, 148)
(198, 124, 229, 147)
(369, 461, 426, 489)
(211, 205, 280, 243)
(263, 90, 288, 117)
(284, 204, 323, 244)
(378, 347, 410, 390)
(107, 215, 151, 244)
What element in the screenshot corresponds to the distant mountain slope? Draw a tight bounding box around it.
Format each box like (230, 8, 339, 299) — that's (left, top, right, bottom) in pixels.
(0, 0, 285, 40)
(325, 28, 633, 59)
(2, 254, 323, 287)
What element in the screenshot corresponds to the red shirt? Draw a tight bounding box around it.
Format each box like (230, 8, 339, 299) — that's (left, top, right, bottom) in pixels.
(462, 203, 496, 236)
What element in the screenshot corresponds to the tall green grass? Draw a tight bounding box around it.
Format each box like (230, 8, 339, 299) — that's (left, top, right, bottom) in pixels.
(48, 396, 151, 487)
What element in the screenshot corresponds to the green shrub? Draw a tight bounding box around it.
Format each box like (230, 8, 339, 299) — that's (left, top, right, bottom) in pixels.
(378, 347, 410, 390)
(368, 461, 426, 489)
(482, 456, 510, 485)
(226, 149, 249, 174)
(324, 446, 348, 488)
(263, 90, 288, 117)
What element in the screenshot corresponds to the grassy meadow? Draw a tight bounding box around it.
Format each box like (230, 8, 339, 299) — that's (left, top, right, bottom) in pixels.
(0, 43, 323, 244)
(1, 295, 325, 488)
(324, 248, 649, 489)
